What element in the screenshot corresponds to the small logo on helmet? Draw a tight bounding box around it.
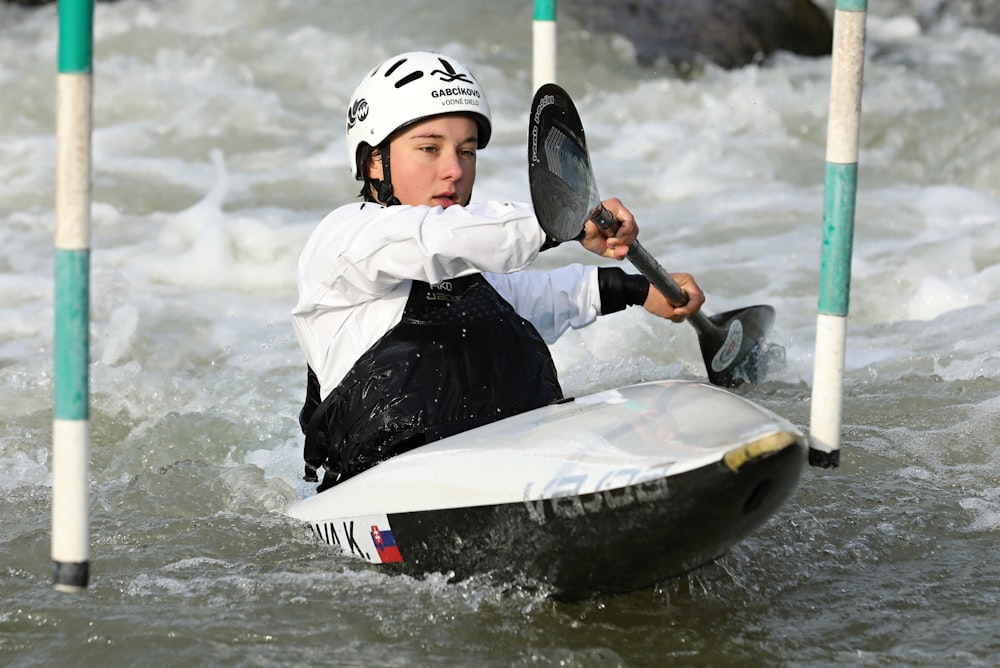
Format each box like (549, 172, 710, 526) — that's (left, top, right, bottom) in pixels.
(347, 98, 369, 130)
(431, 58, 474, 84)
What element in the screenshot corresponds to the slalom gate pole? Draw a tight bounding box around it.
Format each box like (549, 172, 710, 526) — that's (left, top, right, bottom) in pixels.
(52, 0, 94, 591)
(533, 0, 556, 91)
(809, 0, 868, 469)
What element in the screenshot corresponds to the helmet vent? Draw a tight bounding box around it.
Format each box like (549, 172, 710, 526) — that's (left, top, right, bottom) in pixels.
(394, 71, 424, 88)
(384, 58, 407, 76)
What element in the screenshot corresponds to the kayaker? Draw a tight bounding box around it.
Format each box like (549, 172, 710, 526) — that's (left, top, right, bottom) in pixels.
(292, 51, 705, 492)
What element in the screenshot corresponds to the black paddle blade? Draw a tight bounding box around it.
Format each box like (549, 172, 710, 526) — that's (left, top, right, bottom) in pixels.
(696, 305, 777, 387)
(528, 84, 602, 242)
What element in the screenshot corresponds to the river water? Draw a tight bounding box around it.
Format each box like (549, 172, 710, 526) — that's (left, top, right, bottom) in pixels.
(2, 0, 998, 665)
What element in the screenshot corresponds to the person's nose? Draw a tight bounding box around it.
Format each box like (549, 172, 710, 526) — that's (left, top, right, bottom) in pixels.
(440, 148, 463, 181)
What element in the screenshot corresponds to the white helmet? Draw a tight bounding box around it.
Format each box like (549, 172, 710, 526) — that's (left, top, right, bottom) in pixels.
(346, 51, 493, 180)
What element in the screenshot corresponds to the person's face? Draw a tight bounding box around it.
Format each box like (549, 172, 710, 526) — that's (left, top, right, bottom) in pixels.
(369, 114, 478, 208)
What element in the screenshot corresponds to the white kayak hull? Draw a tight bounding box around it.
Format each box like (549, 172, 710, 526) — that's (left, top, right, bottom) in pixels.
(286, 380, 806, 599)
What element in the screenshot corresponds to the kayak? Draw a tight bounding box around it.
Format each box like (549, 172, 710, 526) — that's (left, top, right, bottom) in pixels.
(285, 380, 806, 600)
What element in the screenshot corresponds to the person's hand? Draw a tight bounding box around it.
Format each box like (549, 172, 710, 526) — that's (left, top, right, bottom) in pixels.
(578, 197, 636, 260)
(643, 273, 705, 323)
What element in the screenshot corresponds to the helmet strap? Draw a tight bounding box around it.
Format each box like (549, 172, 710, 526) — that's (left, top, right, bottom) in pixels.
(374, 141, 401, 206)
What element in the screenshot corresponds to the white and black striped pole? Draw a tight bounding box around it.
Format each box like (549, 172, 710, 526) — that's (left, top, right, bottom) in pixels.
(809, 0, 868, 469)
(52, 0, 94, 591)
(532, 0, 556, 91)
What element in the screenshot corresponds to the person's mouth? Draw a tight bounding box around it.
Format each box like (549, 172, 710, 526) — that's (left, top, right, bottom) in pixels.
(433, 192, 458, 208)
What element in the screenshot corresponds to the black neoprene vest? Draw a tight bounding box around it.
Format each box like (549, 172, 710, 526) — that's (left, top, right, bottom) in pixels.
(299, 274, 563, 491)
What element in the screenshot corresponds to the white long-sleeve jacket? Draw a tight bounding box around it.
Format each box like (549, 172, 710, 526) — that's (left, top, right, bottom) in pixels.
(291, 200, 604, 399)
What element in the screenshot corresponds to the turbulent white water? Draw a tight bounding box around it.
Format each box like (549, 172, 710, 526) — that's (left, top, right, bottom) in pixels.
(2, 0, 999, 665)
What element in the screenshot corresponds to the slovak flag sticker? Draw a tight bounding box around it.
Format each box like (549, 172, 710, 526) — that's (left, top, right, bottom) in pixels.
(370, 524, 403, 563)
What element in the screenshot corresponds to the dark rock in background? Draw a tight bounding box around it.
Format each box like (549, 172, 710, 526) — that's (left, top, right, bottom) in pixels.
(563, 0, 834, 75)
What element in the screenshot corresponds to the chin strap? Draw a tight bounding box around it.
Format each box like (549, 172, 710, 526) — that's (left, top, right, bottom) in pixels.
(373, 140, 401, 206)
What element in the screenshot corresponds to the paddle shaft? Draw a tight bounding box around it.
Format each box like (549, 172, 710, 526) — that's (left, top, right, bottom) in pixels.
(591, 205, 717, 336)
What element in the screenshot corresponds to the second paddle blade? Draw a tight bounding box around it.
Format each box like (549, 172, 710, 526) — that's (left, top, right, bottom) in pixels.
(696, 305, 777, 387)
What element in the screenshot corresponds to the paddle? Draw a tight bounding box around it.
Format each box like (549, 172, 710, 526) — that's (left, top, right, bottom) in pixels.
(528, 83, 776, 387)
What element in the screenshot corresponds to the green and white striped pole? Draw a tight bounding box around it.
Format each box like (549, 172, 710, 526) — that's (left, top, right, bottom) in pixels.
(532, 0, 556, 91)
(52, 0, 94, 591)
(809, 0, 868, 469)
